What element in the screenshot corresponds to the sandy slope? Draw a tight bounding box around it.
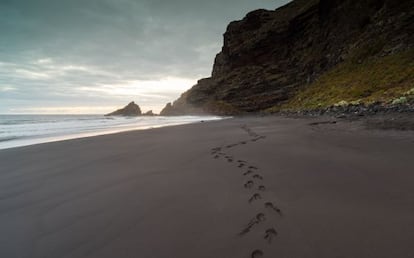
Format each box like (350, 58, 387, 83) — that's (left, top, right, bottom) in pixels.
(0, 116, 413, 258)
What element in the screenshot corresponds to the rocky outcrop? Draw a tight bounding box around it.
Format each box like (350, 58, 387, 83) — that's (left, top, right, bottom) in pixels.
(161, 0, 414, 115)
(142, 110, 155, 116)
(160, 91, 207, 116)
(106, 101, 142, 116)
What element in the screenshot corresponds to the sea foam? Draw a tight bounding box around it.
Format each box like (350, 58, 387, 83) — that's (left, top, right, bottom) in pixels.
(0, 115, 223, 150)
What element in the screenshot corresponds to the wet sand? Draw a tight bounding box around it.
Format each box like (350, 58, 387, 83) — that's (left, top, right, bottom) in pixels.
(0, 116, 413, 258)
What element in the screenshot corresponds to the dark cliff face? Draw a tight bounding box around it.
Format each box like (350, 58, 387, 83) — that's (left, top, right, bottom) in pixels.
(161, 0, 414, 115)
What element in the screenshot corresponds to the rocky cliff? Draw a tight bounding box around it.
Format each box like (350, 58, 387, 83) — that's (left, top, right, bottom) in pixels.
(106, 101, 142, 116)
(161, 0, 414, 116)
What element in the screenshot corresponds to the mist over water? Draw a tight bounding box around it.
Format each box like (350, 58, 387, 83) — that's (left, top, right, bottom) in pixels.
(0, 115, 223, 150)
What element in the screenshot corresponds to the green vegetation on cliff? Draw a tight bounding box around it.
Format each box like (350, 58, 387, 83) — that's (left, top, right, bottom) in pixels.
(271, 48, 414, 111)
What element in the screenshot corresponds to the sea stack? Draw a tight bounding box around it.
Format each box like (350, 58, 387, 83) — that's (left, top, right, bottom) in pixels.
(106, 101, 142, 116)
(142, 110, 155, 116)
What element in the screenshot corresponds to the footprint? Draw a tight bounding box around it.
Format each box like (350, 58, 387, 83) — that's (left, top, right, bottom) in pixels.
(253, 174, 264, 180)
(265, 202, 282, 216)
(238, 163, 245, 168)
(264, 228, 278, 243)
(253, 136, 266, 141)
(239, 222, 255, 236)
(249, 166, 258, 170)
(243, 170, 253, 176)
(211, 147, 221, 154)
(239, 213, 266, 236)
(228, 159, 233, 163)
(239, 227, 251, 236)
(244, 180, 254, 189)
(248, 193, 262, 203)
(251, 250, 264, 258)
(256, 213, 266, 222)
(258, 185, 266, 191)
(214, 155, 219, 159)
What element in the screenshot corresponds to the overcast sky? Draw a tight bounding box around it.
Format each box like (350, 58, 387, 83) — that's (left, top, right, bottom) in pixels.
(0, 0, 289, 114)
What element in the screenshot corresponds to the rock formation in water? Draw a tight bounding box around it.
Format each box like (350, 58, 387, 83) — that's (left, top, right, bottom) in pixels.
(142, 110, 155, 116)
(161, 0, 414, 115)
(106, 101, 142, 116)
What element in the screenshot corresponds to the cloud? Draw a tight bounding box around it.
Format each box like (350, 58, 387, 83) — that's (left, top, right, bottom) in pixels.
(0, 0, 290, 114)
(0, 86, 16, 92)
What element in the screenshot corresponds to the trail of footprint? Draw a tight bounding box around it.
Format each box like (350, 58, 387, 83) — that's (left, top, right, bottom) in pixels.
(248, 193, 262, 203)
(265, 202, 283, 216)
(211, 126, 280, 256)
(264, 228, 278, 243)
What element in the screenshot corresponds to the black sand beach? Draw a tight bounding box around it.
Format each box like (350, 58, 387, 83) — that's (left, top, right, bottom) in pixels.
(0, 116, 413, 258)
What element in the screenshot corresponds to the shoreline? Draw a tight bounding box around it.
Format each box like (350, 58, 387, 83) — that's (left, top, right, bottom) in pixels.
(0, 115, 225, 151)
(0, 115, 413, 258)
(3, 108, 411, 152)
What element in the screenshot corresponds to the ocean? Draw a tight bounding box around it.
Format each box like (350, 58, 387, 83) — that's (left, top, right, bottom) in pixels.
(0, 115, 223, 150)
